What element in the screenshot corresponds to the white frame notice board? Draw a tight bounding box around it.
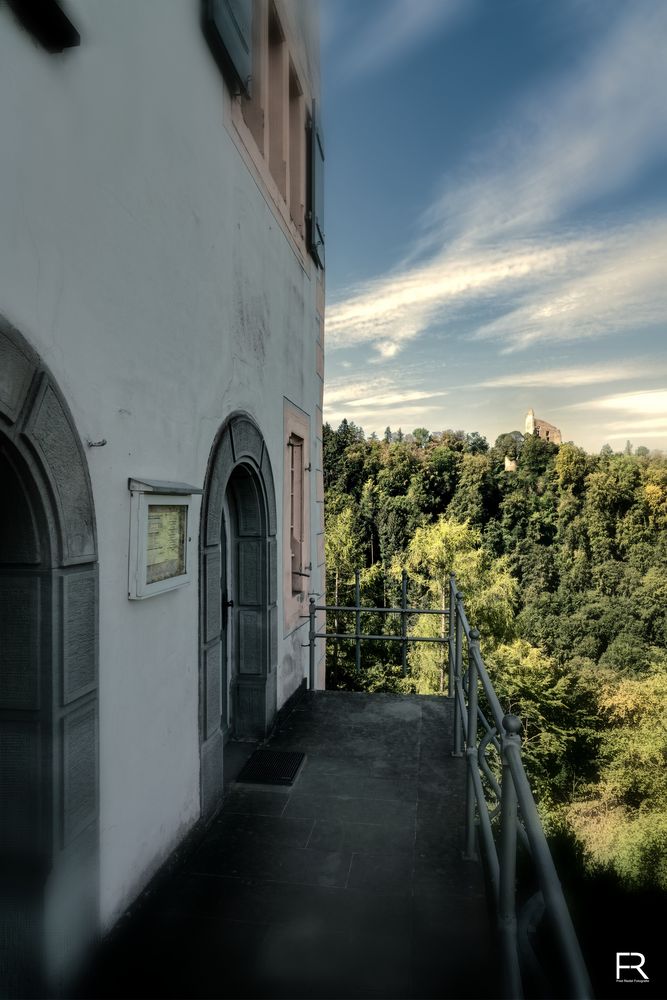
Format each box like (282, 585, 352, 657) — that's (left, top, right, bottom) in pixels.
(128, 479, 202, 599)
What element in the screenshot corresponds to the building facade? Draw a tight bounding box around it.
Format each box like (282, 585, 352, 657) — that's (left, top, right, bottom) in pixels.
(525, 408, 562, 445)
(0, 1, 324, 992)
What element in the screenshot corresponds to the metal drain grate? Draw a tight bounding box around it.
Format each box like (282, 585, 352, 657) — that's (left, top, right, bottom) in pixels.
(236, 749, 306, 786)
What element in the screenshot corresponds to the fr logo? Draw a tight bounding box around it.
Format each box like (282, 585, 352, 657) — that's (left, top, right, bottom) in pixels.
(616, 953, 649, 983)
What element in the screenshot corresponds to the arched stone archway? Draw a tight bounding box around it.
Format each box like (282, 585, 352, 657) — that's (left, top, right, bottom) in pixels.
(0, 315, 99, 996)
(199, 414, 278, 818)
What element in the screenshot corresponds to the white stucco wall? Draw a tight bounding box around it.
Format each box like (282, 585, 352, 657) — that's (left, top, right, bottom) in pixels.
(0, 0, 322, 928)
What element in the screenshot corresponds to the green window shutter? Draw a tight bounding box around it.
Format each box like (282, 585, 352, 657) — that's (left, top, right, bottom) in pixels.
(203, 0, 252, 96)
(308, 102, 325, 268)
(7, 0, 80, 52)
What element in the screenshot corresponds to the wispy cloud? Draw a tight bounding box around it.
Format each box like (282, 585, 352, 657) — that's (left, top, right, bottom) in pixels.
(323, 371, 449, 431)
(326, 5, 667, 361)
(326, 237, 593, 355)
(476, 361, 667, 390)
(473, 222, 667, 352)
(570, 389, 667, 415)
(567, 389, 667, 444)
(328, 0, 467, 84)
(423, 5, 667, 244)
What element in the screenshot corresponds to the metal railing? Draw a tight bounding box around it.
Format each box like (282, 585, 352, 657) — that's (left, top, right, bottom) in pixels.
(306, 569, 593, 999)
(308, 568, 448, 683)
(448, 572, 592, 999)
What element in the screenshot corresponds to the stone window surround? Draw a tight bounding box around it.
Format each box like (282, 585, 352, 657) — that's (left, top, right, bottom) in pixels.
(283, 398, 310, 634)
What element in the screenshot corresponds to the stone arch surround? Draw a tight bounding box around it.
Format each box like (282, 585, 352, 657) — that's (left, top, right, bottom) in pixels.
(199, 413, 278, 818)
(0, 314, 99, 994)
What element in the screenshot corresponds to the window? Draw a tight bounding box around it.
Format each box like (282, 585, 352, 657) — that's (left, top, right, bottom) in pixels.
(203, 0, 253, 95)
(214, 0, 323, 267)
(283, 400, 310, 630)
(288, 63, 304, 234)
(268, 5, 287, 198)
(289, 433, 304, 591)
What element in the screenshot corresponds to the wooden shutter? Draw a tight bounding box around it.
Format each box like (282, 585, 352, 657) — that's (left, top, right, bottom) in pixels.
(308, 101, 325, 268)
(203, 0, 253, 96)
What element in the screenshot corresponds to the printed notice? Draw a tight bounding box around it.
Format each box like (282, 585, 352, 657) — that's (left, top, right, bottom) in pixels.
(146, 505, 187, 584)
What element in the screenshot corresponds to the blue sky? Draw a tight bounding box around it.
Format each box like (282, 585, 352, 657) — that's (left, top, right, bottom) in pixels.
(320, 0, 667, 452)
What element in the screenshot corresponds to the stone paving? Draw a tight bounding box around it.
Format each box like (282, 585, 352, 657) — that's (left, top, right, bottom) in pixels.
(76, 692, 497, 999)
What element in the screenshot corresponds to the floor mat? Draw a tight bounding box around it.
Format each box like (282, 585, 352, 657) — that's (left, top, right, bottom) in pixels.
(235, 748, 306, 786)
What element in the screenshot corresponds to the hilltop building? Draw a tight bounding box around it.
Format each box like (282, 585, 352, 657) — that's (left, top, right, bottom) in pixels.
(0, 1, 324, 993)
(525, 408, 562, 444)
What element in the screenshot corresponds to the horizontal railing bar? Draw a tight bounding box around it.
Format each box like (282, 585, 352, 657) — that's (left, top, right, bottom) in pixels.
(316, 632, 448, 643)
(312, 604, 448, 615)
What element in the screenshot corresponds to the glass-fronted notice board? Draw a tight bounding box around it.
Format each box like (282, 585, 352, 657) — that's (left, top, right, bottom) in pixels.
(146, 504, 187, 584)
(128, 480, 201, 599)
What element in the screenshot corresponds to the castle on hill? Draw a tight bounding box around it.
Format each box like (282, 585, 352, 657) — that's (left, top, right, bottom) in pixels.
(525, 408, 562, 444)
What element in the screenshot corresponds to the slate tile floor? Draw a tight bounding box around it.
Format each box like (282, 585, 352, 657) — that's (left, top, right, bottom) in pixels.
(76, 693, 497, 999)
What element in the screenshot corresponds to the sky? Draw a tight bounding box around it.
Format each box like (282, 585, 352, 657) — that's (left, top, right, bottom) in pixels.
(319, 0, 667, 453)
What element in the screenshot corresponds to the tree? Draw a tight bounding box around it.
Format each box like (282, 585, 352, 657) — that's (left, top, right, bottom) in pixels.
(412, 427, 430, 448)
(464, 431, 489, 455)
(494, 431, 524, 460)
(486, 640, 598, 803)
(449, 453, 498, 527)
(567, 664, 667, 890)
(324, 499, 365, 680)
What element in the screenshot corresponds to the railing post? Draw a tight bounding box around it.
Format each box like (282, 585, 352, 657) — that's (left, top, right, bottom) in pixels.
(439, 580, 446, 693)
(308, 597, 316, 690)
(401, 569, 408, 676)
(448, 572, 456, 697)
(355, 569, 361, 675)
(499, 713, 523, 1000)
(464, 627, 480, 859)
(452, 591, 464, 756)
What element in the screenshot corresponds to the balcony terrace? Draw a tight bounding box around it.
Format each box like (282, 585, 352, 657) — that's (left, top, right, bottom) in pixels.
(77, 578, 592, 1000)
(77, 691, 496, 1000)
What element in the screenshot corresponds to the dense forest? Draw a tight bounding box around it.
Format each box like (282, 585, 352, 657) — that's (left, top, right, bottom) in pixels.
(323, 419, 667, 897)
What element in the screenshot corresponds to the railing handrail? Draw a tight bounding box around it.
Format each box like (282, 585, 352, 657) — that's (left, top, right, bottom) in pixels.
(310, 603, 448, 615)
(448, 573, 593, 1000)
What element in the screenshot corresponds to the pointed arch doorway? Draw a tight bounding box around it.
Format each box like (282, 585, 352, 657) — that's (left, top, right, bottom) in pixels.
(0, 316, 99, 996)
(199, 414, 278, 817)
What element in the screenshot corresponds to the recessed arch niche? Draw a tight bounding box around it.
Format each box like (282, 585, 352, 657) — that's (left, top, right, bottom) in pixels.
(199, 413, 277, 817)
(0, 314, 99, 997)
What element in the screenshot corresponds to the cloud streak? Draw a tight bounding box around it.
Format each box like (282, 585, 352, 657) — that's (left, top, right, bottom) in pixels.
(570, 389, 667, 415)
(326, 237, 595, 354)
(476, 361, 667, 390)
(323, 371, 450, 432)
(327, 0, 467, 84)
(566, 389, 667, 444)
(326, 5, 667, 362)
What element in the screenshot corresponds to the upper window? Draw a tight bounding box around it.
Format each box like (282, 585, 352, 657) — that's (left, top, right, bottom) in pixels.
(204, 0, 323, 268)
(202, 0, 253, 96)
